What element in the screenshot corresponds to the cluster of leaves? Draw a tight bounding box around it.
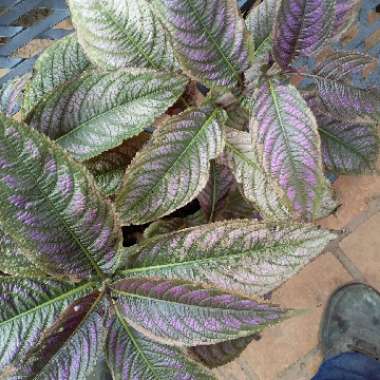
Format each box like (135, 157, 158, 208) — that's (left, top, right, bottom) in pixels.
(0, 0, 378, 378)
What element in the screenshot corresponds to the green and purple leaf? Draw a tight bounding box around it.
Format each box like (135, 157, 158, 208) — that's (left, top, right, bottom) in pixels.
(9, 292, 105, 380)
(0, 227, 45, 277)
(246, 0, 277, 49)
(0, 114, 121, 280)
(27, 69, 188, 161)
(68, 0, 178, 71)
(112, 278, 290, 346)
(0, 278, 95, 374)
(244, 36, 272, 95)
(21, 33, 90, 117)
(223, 128, 292, 221)
(152, 0, 251, 89)
(272, 0, 335, 70)
(250, 79, 334, 220)
(245, 0, 276, 91)
(106, 315, 214, 379)
(318, 113, 379, 173)
(0, 74, 30, 116)
(198, 161, 235, 222)
(309, 52, 380, 121)
(116, 106, 226, 226)
(120, 220, 336, 298)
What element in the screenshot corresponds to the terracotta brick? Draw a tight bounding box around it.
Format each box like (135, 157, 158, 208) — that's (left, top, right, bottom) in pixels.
(340, 213, 380, 290)
(216, 253, 352, 380)
(319, 173, 380, 230)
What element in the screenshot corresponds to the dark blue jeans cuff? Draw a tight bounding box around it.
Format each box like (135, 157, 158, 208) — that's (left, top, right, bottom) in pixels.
(312, 352, 380, 380)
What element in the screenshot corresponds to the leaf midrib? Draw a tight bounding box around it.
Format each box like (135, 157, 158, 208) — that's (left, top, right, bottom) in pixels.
(99, 3, 160, 70)
(120, 238, 307, 276)
(113, 288, 257, 312)
(208, 160, 217, 222)
(268, 79, 308, 209)
(225, 139, 261, 172)
(252, 36, 272, 61)
(182, 0, 242, 84)
(0, 282, 94, 328)
(113, 305, 161, 380)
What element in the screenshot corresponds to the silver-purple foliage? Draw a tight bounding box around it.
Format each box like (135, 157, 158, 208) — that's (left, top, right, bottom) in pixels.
(0, 0, 377, 378)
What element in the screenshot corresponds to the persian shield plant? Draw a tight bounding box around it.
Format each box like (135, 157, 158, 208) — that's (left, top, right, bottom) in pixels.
(0, 0, 378, 378)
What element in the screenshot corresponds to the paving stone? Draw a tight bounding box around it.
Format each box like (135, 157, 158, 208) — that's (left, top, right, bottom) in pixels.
(319, 172, 380, 230)
(278, 348, 323, 380)
(212, 357, 260, 380)
(215, 253, 352, 380)
(340, 213, 380, 290)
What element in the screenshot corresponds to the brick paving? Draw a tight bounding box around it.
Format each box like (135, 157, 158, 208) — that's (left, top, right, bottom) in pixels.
(214, 165, 380, 380)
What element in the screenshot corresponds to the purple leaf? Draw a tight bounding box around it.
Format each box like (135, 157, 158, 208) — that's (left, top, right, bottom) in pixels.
(0, 114, 121, 280)
(272, 0, 335, 70)
(189, 334, 258, 368)
(305, 92, 380, 172)
(119, 220, 335, 298)
(11, 293, 105, 380)
(250, 79, 334, 220)
(317, 113, 379, 173)
(106, 316, 214, 379)
(314, 51, 375, 80)
(0, 278, 95, 373)
(116, 106, 226, 226)
(0, 226, 45, 277)
(311, 52, 380, 121)
(152, 0, 251, 88)
(112, 278, 290, 346)
(223, 128, 292, 221)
